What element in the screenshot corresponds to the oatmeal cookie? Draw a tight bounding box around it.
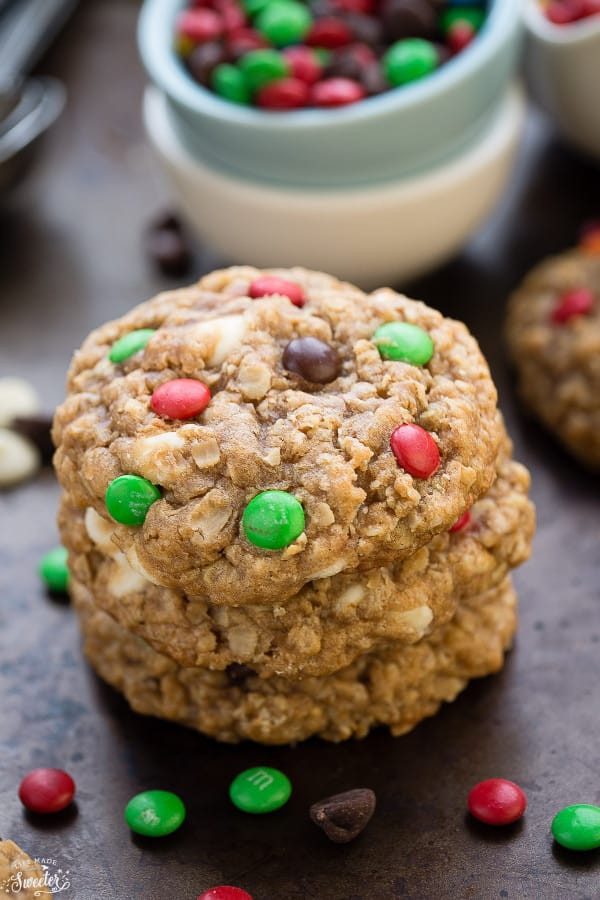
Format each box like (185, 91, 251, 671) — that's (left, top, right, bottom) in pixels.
(0, 841, 53, 899)
(506, 248, 600, 468)
(61, 428, 533, 677)
(73, 576, 518, 745)
(54, 267, 502, 605)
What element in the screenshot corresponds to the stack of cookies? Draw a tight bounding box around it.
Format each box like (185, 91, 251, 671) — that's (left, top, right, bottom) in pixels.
(54, 267, 534, 744)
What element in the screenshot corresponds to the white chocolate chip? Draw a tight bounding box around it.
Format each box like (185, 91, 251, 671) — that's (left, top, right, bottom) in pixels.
(309, 558, 347, 579)
(262, 447, 281, 467)
(190, 434, 221, 469)
(394, 605, 433, 636)
(227, 624, 258, 657)
(312, 501, 335, 527)
(189, 315, 246, 367)
(125, 545, 165, 586)
(108, 552, 149, 597)
(84, 507, 117, 553)
(0, 428, 40, 487)
(130, 431, 186, 484)
(188, 490, 232, 541)
(237, 359, 272, 400)
(0, 377, 40, 426)
(334, 583, 365, 616)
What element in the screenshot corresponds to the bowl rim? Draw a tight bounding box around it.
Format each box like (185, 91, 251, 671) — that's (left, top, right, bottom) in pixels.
(138, 0, 521, 131)
(524, 0, 600, 45)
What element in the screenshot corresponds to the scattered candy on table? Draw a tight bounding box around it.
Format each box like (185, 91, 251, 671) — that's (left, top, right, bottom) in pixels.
(229, 766, 292, 812)
(309, 788, 376, 843)
(125, 790, 186, 837)
(0, 427, 41, 488)
(105, 474, 161, 526)
(151, 378, 211, 419)
(373, 321, 434, 364)
(541, 0, 600, 25)
(242, 491, 305, 549)
(282, 336, 341, 383)
(467, 779, 527, 826)
(39, 546, 70, 593)
(551, 804, 600, 850)
(390, 422, 440, 478)
(551, 287, 595, 324)
(109, 329, 156, 364)
(18, 768, 76, 814)
(197, 888, 253, 900)
(174, 0, 489, 109)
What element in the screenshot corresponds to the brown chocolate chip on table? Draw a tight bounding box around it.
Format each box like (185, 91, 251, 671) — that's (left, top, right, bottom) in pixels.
(145, 212, 192, 277)
(309, 788, 376, 843)
(10, 415, 54, 464)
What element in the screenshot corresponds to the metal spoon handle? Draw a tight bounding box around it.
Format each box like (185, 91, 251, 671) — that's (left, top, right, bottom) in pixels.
(0, 0, 79, 79)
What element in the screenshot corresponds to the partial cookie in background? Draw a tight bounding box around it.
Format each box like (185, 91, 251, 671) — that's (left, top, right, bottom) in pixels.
(0, 840, 53, 899)
(506, 246, 600, 469)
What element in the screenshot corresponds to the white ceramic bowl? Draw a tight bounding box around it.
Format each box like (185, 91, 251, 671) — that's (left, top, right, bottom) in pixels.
(524, 1, 600, 161)
(144, 84, 525, 289)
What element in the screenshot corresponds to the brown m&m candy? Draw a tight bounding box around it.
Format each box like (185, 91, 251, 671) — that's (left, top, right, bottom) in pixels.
(282, 337, 341, 383)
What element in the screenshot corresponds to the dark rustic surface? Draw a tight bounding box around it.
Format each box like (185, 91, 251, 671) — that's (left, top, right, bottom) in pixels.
(1, 3, 600, 898)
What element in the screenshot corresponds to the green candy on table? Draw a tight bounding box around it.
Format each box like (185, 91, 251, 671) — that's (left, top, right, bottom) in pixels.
(373, 321, 434, 365)
(551, 804, 600, 851)
(105, 474, 161, 526)
(242, 490, 305, 549)
(255, 1, 313, 48)
(125, 790, 186, 837)
(109, 329, 155, 364)
(239, 49, 290, 94)
(383, 39, 438, 87)
(229, 767, 292, 813)
(440, 8, 486, 33)
(39, 546, 69, 592)
(212, 64, 251, 105)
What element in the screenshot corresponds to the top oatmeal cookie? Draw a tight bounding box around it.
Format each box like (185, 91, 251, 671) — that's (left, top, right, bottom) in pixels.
(506, 249, 600, 469)
(53, 267, 502, 605)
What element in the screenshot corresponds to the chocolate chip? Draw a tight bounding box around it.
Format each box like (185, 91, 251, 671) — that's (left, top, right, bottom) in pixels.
(342, 13, 383, 47)
(362, 61, 389, 95)
(380, 0, 438, 42)
(186, 41, 229, 87)
(282, 337, 341, 384)
(145, 213, 192, 277)
(10, 415, 54, 464)
(226, 663, 257, 685)
(310, 788, 376, 843)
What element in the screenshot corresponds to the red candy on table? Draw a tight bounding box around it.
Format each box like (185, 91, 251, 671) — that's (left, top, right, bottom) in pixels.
(468, 778, 527, 826)
(18, 768, 76, 814)
(283, 45, 323, 84)
(151, 378, 211, 419)
(449, 509, 471, 534)
(198, 888, 253, 900)
(177, 8, 225, 42)
(310, 77, 366, 107)
(551, 287, 594, 323)
(306, 17, 354, 47)
(390, 423, 440, 478)
(257, 77, 310, 109)
(248, 275, 306, 306)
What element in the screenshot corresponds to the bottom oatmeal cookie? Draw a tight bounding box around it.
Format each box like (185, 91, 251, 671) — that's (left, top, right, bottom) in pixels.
(74, 576, 517, 745)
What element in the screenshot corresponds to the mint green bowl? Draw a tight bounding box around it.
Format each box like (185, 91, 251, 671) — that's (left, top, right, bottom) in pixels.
(139, 0, 522, 188)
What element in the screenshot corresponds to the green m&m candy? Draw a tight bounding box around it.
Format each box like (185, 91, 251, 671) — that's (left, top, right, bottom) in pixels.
(383, 39, 438, 87)
(551, 804, 600, 851)
(125, 790, 186, 837)
(239, 50, 289, 93)
(212, 64, 251, 105)
(39, 546, 69, 592)
(373, 322, 434, 365)
(109, 329, 155, 364)
(256, 1, 313, 48)
(243, 490, 305, 549)
(229, 767, 291, 814)
(105, 474, 161, 526)
(440, 8, 485, 34)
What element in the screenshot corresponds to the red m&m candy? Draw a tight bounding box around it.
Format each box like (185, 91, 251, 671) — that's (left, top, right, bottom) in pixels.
(310, 77, 366, 106)
(551, 287, 594, 323)
(177, 8, 225, 42)
(249, 275, 305, 306)
(283, 45, 323, 84)
(306, 17, 354, 47)
(198, 889, 253, 900)
(449, 509, 471, 534)
(468, 778, 527, 826)
(390, 423, 440, 478)
(257, 77, 310, 109)
(151, 378, 211, 419)
(19, 768, 76, 814)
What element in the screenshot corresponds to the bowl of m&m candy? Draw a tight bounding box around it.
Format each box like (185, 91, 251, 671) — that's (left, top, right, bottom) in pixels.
(525, 0, 600, 162)
(138, 0, 524, 285)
